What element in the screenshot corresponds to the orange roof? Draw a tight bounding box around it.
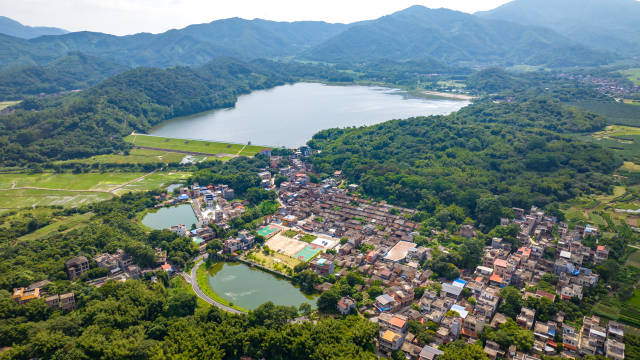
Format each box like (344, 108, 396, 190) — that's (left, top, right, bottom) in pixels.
(390, 316, 407, 328)
(381, 330, 399, 342)
(597, 245, 605, 251)
(490, 273, 503, 283)
(462, 328, 478, 338)
(494, 259, 508, 268)
(475, 276, 484, 283)
(161, 263, 171, 271)
(517, 247, 532, 257)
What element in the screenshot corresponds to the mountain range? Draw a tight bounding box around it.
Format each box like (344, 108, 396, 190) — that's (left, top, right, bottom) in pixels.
(0, 0, 636, 70)
(0, 16, 67, 39)
(477, 0, 640, 56)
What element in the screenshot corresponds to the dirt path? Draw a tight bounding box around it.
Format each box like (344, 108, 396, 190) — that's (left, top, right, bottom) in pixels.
(0, 169, 158, 195)
(109, 169, 157, 194)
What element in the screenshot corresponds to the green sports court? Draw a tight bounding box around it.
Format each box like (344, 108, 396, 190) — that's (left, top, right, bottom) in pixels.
(294, 244, 323, 262)
(257, 225, 281, 239)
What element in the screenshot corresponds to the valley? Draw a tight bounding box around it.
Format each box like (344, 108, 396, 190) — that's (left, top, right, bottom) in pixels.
(1, 1, 640, 360)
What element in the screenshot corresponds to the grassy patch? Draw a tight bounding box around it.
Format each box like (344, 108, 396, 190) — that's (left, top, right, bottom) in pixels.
(18, 212, 94, 241)
(627, 250, 640, 269)
(622, 162, 640, 172)
(126, 134, 266, 156)
(196, 263, 248, 312)
(300, 234, 318, 243)
(244, 249, 300, 275)
(282, 230, 299, 238)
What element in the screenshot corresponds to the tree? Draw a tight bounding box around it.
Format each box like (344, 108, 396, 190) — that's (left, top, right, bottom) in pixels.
(476, 197, 505, 230)
(165, 291, 197, 318)
(498, 286, 523, 319)
(440, 340, 488, 360)
(317, 289, 341, 313)
(299, 303, 312, 317)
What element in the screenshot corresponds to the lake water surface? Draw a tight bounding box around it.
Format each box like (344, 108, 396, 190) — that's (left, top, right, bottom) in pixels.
(141, 204, 197, 230)
(207, 262, 317, 310)
(150, 82, 469, 147)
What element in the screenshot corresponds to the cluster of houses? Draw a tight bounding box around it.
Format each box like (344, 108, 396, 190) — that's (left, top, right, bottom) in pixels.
(12, 280, 75, 311)
(270, 158, 624, 360)
(63, 248, 174, 287)
(278, 181, 419, 242)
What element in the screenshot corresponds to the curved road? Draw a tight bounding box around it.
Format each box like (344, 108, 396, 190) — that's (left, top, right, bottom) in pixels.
(188, 258, 245, 314)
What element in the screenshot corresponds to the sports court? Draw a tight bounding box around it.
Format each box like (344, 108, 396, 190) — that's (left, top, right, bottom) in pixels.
(265, 233, 307, 257)
(294, 244, 323, 262)
(257, 224, 281, 239)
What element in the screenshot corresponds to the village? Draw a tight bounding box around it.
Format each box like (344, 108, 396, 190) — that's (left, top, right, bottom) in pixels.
(9, 146, 628, 360)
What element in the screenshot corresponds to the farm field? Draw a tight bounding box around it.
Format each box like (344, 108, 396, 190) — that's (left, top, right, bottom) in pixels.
(57, 148, 187, 165)
(621, 68, 640, 86)
(0, 100, 20, 111)
(114, 171, 191, 194)
(0, 172, 145, 191)
(0, 188, 113, 209)
(0, 171, 192, 208)
(562, 185, 640, 229)
(125, 134, 266, 156)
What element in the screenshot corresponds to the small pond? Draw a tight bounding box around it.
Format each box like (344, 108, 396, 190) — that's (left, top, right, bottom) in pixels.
(207, 262, 317, 310)
(141, 204, 197, 230)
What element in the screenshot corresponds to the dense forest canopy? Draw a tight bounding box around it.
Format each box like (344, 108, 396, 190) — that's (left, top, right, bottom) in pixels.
(310, 97, 619, 229)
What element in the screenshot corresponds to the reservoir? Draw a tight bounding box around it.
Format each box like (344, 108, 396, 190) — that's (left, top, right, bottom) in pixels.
(150, 82, 469, 147)
(141, 204, 198, 230)
(207, 262, 317, 310)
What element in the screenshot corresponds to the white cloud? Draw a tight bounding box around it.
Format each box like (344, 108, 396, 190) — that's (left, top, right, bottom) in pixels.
(1, 0, 514, 35)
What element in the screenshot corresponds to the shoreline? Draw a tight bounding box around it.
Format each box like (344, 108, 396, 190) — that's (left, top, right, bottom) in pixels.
(421, 90, 476, 101)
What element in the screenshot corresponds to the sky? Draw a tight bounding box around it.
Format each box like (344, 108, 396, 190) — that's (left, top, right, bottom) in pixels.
(1, 0, 514, 36)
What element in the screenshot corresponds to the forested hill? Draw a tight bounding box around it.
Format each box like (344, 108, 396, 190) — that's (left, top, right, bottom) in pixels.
(0, 5, 623, 70)
(0, 19, 347, 70)
(309, 97, 619, 230)
(0, 59, 342, 166)
(0, 16, 67, 39)
(303, 6, 612, 67)
(0, 52, 128, 100)
(477, 0, 640, 56)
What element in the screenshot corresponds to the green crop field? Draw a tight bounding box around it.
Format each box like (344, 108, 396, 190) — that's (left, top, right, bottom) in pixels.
(0, 171, 192, 208)
(125, 134, 267, 156)
(114, 171, 191, 194)
(58, 148, 188, 165)
(0, 172, 145, 191)
(0, 189, 113, 209)
(621, 68, 640, 86)
(627, 250, 640, 269)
